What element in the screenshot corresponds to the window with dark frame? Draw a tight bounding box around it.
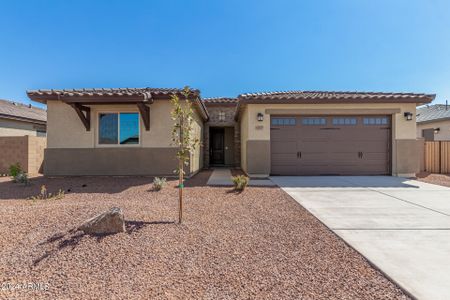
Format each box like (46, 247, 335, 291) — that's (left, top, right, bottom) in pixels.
(98, 112, 140, 145)
(302, 117, 326, 126)
(332, 117, 357, 125)
(363, 117, 388, 125)
(218, 111, 226, 121)
(271, 118, 296, 126)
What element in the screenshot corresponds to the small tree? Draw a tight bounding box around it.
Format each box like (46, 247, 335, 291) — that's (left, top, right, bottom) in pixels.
(171, 86, 200, 223)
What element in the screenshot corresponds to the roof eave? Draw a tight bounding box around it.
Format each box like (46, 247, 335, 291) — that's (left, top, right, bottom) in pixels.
(0, 113, 46, 125)
(27, 90, 209, 121)
(417, 116, 450, 124)
(234, 94, 436, 121)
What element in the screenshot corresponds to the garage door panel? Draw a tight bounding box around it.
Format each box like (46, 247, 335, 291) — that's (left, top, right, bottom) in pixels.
(299, 142, 330, 151)
(359, 143, 389, 152)
(329, 152, 360, 160)
(271, 153, 297, 165)
(271, 141, 297, 154)
(363, 152, 389, 160)
(270, 115, 391, 176)
(300, 152, 329, 161)
(271, 130, 297, 141)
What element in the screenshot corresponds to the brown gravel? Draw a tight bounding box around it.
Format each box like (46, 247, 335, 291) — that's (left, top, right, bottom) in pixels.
(0, 171, 409, 299)
(416, 172, 450, 188)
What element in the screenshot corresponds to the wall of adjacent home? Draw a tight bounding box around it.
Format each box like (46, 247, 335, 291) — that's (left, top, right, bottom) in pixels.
(0, 118, 44, 137)
(417, 120, 450, 141)
(45, 100, 203, 176)
(240, 102, 420, 177)
(0, 136, 46, 174)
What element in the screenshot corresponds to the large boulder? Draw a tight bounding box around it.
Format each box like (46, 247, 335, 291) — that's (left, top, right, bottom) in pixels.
(78, 207, 125, 235)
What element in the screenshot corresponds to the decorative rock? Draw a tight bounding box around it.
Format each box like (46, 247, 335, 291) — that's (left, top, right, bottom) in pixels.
(78, 207, 125, 235)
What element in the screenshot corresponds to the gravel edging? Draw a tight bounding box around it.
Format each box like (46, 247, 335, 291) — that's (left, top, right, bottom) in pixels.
(288, 196, 416, 300)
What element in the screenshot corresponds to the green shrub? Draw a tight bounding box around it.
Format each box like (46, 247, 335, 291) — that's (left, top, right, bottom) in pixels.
(14, 172, 29, 185)
(231, 175, 249, 191)
(153, 177, 167, 191)
(9, 163, 22, 178)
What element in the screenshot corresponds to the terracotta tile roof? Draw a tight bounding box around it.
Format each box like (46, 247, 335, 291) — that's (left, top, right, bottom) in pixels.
(417, 104, 450, 123)
(0, 99, 46, 123)
(203, 97, 238, 103)
(239, 90, 436, 102)
(27, 87, 200, 98)
(26, 87, 208, 121)
(234, 90, 436, 120)
(202, 97, 238, 108)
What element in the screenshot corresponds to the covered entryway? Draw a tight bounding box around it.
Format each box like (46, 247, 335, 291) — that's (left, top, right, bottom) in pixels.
(209, 127, 235, 166)
(270, 115, 391, 175)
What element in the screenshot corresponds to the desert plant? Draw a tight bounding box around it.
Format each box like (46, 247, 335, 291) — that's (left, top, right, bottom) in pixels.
(9, 163, 22, 178)
(40, 185, 48, 198)
(29, 185, 65, 202)
(14, 172, 29, 185)
(171, 86, 200, 223)
(152, 177, 167, 191)
(231, 175, 249, 191)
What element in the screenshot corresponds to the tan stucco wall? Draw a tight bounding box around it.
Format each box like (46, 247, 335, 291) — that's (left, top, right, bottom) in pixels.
(417, 120, 450, 141)
(190, 109, 204, 174)
(240, 106, 249, 173)
(47, 100, 179, 149)
(240, 102, 419, 177)
(47, 101, 93, 148)
(0, 118, 41, 137)
(46, 99, 204, 175)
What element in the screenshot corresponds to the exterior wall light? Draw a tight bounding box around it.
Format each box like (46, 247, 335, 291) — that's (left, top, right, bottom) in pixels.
(434, 128, 441, 134)
(257, 113, 264, 122)
(404, 112, 413, 121)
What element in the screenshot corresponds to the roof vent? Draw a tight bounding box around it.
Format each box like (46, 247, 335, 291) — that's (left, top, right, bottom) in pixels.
(28, 104, 32, 108)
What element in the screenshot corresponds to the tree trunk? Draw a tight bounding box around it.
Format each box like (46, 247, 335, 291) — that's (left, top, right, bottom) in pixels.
(178, 116, 184, 224)
(179, 159, 183, 224)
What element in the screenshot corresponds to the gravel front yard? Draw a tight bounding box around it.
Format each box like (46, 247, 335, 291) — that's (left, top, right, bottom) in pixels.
(416, 172, 450, 188)
(0, 171, 408, 299)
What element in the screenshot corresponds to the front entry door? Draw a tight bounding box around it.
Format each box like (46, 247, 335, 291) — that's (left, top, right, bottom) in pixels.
(211, 128, 225, 165)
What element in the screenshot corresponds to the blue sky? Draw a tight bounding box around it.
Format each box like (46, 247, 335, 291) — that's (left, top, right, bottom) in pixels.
(0, 0, 449, 108)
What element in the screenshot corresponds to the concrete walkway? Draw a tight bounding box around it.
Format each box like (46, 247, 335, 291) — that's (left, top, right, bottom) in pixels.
(207, 169, 275, 186)
(271, 176, 450, 300)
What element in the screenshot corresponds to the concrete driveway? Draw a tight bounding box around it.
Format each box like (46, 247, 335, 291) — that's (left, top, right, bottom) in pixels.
(270, 176, 450, 300)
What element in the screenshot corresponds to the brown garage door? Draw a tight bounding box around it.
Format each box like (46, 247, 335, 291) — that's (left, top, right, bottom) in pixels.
(270, 115, 391, 175)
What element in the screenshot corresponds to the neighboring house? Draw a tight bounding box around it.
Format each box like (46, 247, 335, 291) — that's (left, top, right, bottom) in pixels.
(0, 99, 46, 136)
(416, 104, 450, 141)
(0, 99, 47, 174)
(27, 88, 434, 177)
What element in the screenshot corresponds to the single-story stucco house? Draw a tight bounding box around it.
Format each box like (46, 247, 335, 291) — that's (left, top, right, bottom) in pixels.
(0, 99, 46, 136)
(417, 103, 450, 141)
(27, 88, 435, 178)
